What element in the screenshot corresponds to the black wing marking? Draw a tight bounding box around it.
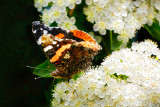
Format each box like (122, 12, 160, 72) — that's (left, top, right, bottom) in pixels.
(32, 21, 67, 43)
(66, 31, 84, 42)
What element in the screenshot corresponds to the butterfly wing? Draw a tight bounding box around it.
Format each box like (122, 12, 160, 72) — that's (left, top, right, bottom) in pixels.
(32, 21, 102, 79)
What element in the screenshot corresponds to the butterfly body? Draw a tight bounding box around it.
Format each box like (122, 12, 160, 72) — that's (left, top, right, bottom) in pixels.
(32, 21, 102, 79)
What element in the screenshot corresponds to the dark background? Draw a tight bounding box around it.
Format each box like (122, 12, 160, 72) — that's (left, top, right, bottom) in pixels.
(1, 0, 160, 107)
(1, 0, 53, 107)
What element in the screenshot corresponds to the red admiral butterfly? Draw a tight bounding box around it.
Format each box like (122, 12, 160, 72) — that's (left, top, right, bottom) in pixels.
(32, 21, 102, 79)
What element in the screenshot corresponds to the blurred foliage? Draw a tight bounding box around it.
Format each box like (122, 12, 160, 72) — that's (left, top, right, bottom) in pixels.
(110, 31, 123, 50)
(0, 0, 53, 107)
(1, 0, 160, 107)
(144, 20, 160, 41)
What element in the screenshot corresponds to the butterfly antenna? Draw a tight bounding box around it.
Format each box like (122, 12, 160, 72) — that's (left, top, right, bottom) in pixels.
(26, 65, 54, 72)
(34, 73, 52, 79)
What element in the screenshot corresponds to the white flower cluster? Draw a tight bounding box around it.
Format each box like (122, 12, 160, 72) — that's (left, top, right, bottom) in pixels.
(35, 0, 81, 11)
(84, 0, 160, 47)
(51, 40, 160, 107)
(58, 16, 77, 31)
(34, 0, 81, 29)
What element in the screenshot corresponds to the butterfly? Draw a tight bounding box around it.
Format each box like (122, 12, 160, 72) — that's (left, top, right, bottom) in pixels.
(32, 21, 102, 79)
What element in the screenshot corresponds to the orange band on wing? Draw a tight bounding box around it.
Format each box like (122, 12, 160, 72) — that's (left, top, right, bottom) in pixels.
(70, 30, 96, 42)
(50, 44, 71, 63)
(78, 41, 102, 51)
(55, 33, 65, 39)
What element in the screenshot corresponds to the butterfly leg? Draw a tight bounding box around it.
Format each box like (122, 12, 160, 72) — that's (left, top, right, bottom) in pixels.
(50, 69, 71, 79)
(49, 69, 60, 77)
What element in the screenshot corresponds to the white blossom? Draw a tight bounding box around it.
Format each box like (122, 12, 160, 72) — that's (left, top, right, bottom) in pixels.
(51, 40, 160, 107)
(34, 0, 51, 11)
(84, 0, 160, 47)
(93, 17, 108, 35)
(41, 4, 67, 25)
(58, 17, 77, 30)
(34, 0, 82, 26)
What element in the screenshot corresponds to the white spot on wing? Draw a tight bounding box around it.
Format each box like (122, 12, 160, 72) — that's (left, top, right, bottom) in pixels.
(54, 37, 63, 42)
(53, 41, 57, 45)
(33, 30, 37, 34)
(47, 34, 52, 37)
(43, 30, 48, 34)
(57, 39, 63, 42)
(43, 45, 53, 52)
(37, 36, 42, 45)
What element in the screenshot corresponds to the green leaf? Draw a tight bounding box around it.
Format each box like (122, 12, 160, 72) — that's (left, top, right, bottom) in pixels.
(45, 83, 54, 105)
(33, 60, 82, 79)
(33, 60, 56, 78)
(110, 31, 123, 50)
(72, 73, 80, 80)
(144, 21, 160, 41)
(126, 39, 132, 48)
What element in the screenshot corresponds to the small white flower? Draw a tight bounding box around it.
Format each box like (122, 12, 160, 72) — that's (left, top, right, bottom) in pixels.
(41, 9, 51, 25)
(85, 0, 92, 5)
(83, 6, 96, 23)
(65, 0, 81, 9)
(93, 17, 108, 35)
(156, 12, 160, 24)
(58, 16, 77, 30)
(147, 7, 157, 26)
(34, 0, 51, 11)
